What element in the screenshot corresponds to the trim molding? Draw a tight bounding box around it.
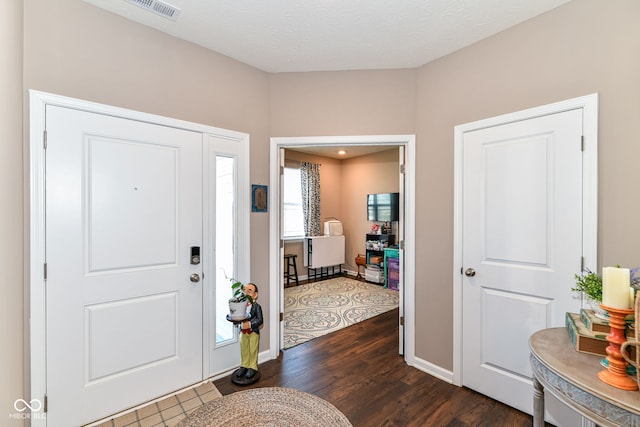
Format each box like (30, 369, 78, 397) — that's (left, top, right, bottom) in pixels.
(410, 357, 454, 385)
(452, 93, 599, 387)
(29, 90, 251, 426)
(269, 135, 417, 364)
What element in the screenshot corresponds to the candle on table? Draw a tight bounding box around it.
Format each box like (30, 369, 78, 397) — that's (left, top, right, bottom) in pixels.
(602, 266, 631, 309)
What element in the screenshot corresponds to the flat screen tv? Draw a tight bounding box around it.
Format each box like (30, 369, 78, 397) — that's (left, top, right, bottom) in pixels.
(367, 192, 399, 222)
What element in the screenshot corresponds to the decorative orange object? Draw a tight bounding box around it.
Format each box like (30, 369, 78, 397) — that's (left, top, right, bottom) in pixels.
(597, 304, 638, 390)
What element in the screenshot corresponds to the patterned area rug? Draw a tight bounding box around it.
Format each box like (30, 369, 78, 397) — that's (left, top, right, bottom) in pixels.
(284, 276, 399, 349)
(176, 387, 352, 427)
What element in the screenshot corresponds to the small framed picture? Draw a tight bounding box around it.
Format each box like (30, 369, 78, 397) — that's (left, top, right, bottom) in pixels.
(251, 184, 268, 213)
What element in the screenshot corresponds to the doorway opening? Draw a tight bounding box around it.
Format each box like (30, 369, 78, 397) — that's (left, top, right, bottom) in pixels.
(268, 135, 416, 366)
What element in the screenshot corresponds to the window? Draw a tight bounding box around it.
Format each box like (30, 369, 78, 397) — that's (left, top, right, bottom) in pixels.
(215, 155, 235, 343)
(283, 166, 305, 238)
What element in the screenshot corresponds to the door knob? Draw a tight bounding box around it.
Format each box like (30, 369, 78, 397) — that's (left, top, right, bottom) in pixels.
(190, 273, 201, 283)
(464, 268, 476, 277)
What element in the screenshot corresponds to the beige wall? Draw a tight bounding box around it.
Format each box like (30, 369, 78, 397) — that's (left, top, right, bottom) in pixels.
(270, 0, 640, 370)
(342, 149, 400, 271)
(413, 0, 640, 369)
(16, 0, 271, 417)
(285, 150, 344, 225)
(6, 0, 640, 420)
(283, 149, 399, 277)
(1, 2, 23, 425)
(269, 69, 417, 136)
(283, 150, 343, 278)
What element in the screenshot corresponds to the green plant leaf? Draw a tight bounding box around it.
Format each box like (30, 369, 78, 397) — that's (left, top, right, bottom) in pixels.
(572, 270, 602, 302)
(228, 278, 255, 305)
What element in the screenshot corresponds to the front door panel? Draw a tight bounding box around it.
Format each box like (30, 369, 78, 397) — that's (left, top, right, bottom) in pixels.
(46, 105, 203, 426)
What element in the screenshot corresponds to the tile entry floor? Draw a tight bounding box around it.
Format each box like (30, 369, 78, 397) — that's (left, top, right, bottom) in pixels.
(89, 381, 222, 427)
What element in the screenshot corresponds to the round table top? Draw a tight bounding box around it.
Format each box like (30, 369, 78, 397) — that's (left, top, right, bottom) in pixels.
(529, 328, 640, 420)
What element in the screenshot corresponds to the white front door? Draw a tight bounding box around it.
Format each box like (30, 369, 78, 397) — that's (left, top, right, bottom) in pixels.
(460, 109, 584, 417)
(45, 105, 203, 426)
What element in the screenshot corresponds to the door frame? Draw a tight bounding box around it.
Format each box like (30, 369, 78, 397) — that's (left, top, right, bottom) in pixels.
(452, 93, 599, 386)
(29, 90, 250, 425)
(268, 135, 416, 363)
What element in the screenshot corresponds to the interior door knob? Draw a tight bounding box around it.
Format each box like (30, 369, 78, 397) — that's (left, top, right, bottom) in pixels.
(465, 268, 476, 277)
(190, 273, 201, 283)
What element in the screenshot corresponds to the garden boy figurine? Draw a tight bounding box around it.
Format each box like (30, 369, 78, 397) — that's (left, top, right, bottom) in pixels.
(232, 283, 263, 385)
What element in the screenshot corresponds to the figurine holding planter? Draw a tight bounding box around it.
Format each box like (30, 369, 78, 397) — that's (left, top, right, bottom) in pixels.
(226, 279, 263, 385)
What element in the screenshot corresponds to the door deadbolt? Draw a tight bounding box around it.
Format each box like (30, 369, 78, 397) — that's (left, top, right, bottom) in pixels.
(464, 268, 476, 277)
(190, 246, 201, 265)
(190, 273, 201, 283)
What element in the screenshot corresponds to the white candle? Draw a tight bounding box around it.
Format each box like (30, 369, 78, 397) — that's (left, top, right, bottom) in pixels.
(602, 266, 631, 309)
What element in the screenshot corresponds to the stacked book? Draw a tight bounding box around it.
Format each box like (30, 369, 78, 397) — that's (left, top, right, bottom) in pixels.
(565, 309, 635, 358)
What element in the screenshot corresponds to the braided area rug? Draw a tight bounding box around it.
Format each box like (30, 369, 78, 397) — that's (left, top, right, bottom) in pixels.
(284, 276, 399, 349)
(176, 387, 352, 426)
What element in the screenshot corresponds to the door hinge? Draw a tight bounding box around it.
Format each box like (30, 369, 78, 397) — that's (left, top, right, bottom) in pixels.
(279, 312, 284, 322)
(44, 394, 48, 413)
(280, 165, 284, 175)
(400, 316, 404, 326)
(581, 135, 584, 151)
(43, 130, 47, 149)
(399, 240, 404, 250)
(580, 256, 585, 272)
(44, 263, 47, 280)
(400, 164, 405, 174)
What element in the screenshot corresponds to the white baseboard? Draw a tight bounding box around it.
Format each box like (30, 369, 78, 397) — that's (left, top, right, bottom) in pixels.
(410, 356, 454, 384)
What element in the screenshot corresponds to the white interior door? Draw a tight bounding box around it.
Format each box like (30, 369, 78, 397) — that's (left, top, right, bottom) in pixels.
(398, 145, 405, 355)
(279, 148, 286, 348)
(461, 109, 584, 418)
(45, 105, 203, 426)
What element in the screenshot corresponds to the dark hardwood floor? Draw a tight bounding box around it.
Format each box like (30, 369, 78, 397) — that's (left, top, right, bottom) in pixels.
(214, 308, 542, 427)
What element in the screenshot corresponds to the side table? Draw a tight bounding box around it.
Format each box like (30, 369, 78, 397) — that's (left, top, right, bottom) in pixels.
(529, 327, 640, 427)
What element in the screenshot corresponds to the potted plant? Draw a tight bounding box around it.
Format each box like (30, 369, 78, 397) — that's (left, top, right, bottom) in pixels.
(573, 267, 640, 320)
(572, 269, 602, 302)
(572, 269, 606, 319)
(228, 278, 254, 321)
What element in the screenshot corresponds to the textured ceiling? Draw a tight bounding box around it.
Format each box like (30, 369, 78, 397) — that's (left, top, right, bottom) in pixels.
(83, 0, 570, 73)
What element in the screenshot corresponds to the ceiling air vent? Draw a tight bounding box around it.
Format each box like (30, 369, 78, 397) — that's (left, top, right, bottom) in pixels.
(126, 0, 181, 22)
